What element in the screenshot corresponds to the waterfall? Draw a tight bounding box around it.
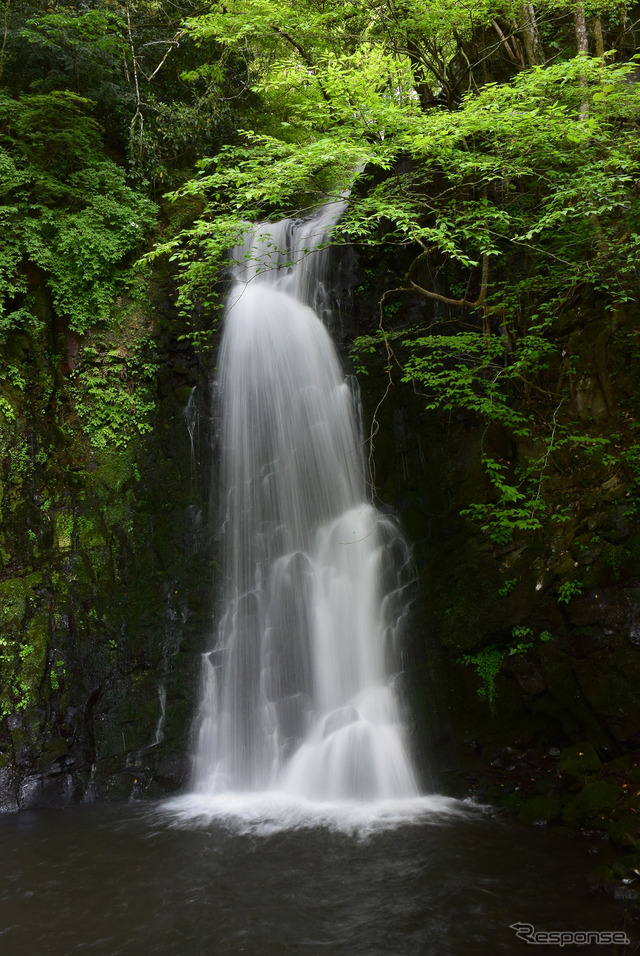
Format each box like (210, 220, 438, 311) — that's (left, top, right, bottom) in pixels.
(193, 201, 420, 802)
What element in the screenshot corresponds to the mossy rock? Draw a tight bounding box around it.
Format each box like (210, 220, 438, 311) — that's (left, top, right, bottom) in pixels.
(53, 511, 74, 553)
(37, 737, 70, 773)
(0, 572, 43, 626)
(616, 785, 640, 815)
(602, 753, 640, 775)
(423, 537, 503, 651)
(92, 671, 166, 760)
(607, 853, 640, 882)
(607, 815, 640, 849)
(562, 780, 620, 826)
(558, 741, 601, 777)
(574, 653, 640, 741)
(519, 795, 562, 825)
(531, 670, 607, 744)
(19, 607, 49, 692)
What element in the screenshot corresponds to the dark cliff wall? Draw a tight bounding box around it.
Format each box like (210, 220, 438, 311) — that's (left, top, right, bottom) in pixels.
(0, 271, 214, 810)
(338, 244, 640, 843)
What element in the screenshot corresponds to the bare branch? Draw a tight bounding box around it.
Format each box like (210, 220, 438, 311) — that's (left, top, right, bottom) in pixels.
(407, 251, 489, 310)
(126, 6, 144, 156)
(143, 31, 184, 82)
(491, 18, 524, 67)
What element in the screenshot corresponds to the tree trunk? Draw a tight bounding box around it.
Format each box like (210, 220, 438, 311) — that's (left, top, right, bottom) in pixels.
(593, 17, 605, 58)
(576, 2, 589, 119)
(519, 4, 542, 66)
(575, 2, 588, 54)
(0, 0, 10, 83)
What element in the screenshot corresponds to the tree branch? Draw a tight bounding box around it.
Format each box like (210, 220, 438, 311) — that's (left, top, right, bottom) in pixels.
(143, 33, 184, 82)
(407, 251, 489, 309)
(491, 18, 525, 67)
(271, 25, 332, 104)
(126, 6, 144, 158)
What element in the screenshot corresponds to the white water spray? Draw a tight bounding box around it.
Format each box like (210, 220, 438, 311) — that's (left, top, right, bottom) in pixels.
(192, 201, 420, 802)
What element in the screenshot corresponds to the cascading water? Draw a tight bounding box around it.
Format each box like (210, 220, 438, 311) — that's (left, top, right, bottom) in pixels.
(192, 201, 420, 803)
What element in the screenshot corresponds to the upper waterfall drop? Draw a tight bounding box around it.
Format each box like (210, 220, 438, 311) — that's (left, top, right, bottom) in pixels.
(193, 201, 421, 801)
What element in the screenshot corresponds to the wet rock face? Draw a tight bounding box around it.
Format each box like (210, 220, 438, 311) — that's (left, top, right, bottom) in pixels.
(0, 283, 215, 811)
(340, 243, 640, 805)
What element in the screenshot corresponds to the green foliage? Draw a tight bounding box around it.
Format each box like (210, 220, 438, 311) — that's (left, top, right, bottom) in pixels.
(157, 45, 640, 305)
(0, 576, 46, 718)
(602, 543, 631, 580)
(17, 7, 128, 104)
(0, 396, 16, 422)
(0, 91, 157, 335)
(70, 333, 159, 450)
(49, 659, 65, 692)
(3, 1, 247, 186)
(460, 627, 554, 711)
(399, 332, 553, 434)
(461, 457, 547, 545)
(43, 165, 156, 333)
(4, 90, 103, 175)
(459, 645, 504, 710)
(509, 625, 534, 650)
(151, 1, 640, 547)
(621, 442, 640, 517)
(557, 580, 584, 604)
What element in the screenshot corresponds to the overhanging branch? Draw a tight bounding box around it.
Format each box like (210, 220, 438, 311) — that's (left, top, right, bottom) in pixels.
(407, 251, 489, 309)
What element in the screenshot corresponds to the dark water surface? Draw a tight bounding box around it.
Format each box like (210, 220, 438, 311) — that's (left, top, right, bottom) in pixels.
(0, 796, 636, 955)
